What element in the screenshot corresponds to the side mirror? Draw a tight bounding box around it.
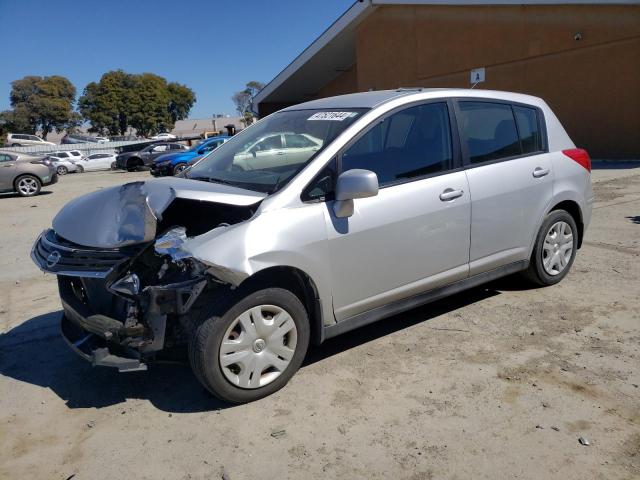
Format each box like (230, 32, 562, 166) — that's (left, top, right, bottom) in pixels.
(333, 169, 379, 218)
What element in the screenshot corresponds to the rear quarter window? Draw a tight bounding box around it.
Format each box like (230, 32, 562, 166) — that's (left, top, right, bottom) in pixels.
(514, 106, 543, 154)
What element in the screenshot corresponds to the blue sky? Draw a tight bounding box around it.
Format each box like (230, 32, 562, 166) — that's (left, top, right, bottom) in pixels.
(0, 0, 353, 118)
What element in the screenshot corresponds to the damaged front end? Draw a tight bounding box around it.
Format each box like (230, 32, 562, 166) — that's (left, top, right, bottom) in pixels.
(31, 180, 263, 371)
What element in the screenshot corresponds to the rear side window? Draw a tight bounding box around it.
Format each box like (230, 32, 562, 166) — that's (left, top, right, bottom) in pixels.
(514, 106, 543, 154)
(458, 102, 520, 164)
(342, 102, 453, 186)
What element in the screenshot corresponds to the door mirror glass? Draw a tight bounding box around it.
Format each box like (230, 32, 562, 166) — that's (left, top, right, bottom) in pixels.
(333, 169, 379, 218)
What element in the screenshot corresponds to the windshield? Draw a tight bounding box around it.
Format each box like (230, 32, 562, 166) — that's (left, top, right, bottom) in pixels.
(187, 108, 367, 193)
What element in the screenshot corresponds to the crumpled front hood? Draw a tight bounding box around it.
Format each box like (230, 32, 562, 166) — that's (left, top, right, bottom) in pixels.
(52, 178, 266, 248)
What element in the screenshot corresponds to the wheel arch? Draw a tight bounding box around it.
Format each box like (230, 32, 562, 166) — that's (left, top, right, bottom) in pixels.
(13, 173, 43, 190)
(238, 266, 324, 346)
(548, 199, 584, 249)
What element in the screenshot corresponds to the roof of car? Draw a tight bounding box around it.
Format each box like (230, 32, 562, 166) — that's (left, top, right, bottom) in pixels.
(280, 88, 544, 111)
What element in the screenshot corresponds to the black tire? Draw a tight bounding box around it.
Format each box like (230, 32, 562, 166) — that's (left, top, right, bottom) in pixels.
(56, 165, 68, 175)
(522, 209, 578, 286)
(173, 163, 187, 176)
(76, 165, 84, 173)
(126, 158, 142, 172)
(14, 175, 41, 197)
(11, 143, 21, 147)
(110, 162, 116, 170)
(188, 286, 310, 404)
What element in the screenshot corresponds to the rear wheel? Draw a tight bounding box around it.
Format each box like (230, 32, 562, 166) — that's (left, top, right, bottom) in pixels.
(76, 165, 84, 173)
(15, 175, 41, 197)
(523, 209, 578, 286)
(56, 165, 68, 175)
(11, 143, 21, 147)
(189, 286, 310, 404)
(173, 163, 187, 175)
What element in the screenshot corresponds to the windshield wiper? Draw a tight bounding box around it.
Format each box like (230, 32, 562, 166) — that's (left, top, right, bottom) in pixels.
(189, 175, 238, 187)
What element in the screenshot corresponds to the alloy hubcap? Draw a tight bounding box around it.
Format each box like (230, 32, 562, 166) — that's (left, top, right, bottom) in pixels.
(219, 305, 297, 389)
(542, 221, 573, 276)
(18, 178, 37, 195)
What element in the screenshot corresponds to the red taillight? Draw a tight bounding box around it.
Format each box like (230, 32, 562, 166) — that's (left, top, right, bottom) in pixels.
(563, 148, 591, 172)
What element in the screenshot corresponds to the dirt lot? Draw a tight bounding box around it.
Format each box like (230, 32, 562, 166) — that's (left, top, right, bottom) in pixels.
(1, 165, 639, 480)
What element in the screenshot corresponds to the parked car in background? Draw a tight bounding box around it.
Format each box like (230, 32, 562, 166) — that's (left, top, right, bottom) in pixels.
(151, 136, 229, 176)
(232, 132, 322, 170)
(75, 152, 117, 172)
(115, 143, 188, 171)
(0, 152, 56, 196)
(151, 132, 177, 141)
(95, 137, 110, 143)
(66, 150, 87, 165)
(61, 133, 102, 144)
(47, 152, 80, 175)
(6, 133, 56, 147)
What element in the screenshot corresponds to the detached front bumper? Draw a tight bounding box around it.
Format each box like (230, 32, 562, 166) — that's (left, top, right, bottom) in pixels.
(61, 313, 147, 372)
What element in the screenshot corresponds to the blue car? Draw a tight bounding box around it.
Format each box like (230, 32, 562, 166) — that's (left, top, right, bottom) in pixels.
(150, 135, 228, 176)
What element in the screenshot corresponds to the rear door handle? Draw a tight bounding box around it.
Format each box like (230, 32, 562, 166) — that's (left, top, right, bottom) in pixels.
(275, 151, 286, 156)
(440, 188, 464, 201)
(532, 167, 550, 178)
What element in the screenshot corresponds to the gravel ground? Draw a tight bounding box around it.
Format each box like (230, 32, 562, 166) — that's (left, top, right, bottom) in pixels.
(0, 165, 639, 480)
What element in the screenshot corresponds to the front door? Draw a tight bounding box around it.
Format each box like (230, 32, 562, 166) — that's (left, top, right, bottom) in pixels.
(325, 101, 471, 320)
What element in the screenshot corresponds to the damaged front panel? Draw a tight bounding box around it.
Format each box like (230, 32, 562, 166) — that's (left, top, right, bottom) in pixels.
(33, 178, 266, 371)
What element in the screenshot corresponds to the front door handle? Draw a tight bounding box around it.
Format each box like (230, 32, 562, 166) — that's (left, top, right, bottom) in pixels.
(275, 151, 286, 156)
(440, 188, 464, 201)
(532, 167, 550, 178)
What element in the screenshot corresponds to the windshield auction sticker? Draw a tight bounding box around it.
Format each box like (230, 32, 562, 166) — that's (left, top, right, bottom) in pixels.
(308, 111, 358, 121)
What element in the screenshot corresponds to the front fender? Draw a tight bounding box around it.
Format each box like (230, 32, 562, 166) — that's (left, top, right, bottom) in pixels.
(181, 204, 336, 325)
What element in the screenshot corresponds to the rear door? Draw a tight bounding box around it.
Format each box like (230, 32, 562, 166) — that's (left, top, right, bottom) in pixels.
(454, 99, 552, 274)
(323, 101, 471, 320)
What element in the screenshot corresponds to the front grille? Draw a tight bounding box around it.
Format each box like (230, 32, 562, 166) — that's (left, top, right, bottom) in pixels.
(32, 229, 137, 278)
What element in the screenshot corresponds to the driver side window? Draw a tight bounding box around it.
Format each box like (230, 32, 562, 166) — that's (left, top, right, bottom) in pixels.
(342, 102, 453, 187)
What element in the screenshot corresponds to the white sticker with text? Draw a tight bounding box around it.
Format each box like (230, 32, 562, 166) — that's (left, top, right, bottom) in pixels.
(308, 111, 357, 121)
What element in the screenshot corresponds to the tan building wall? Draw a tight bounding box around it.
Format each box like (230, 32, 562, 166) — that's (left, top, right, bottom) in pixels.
(324, 5, 640, 158)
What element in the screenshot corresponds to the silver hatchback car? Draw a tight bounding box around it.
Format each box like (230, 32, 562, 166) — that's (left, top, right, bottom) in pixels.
(32, 89, 593, 403)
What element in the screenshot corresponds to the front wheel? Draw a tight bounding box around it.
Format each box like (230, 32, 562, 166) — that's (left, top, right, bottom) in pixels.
(189, 287, 310, 404)
(523, 209, 578, 286)
(56, 165, 68, 175)
(76, 165, 84, 173)
(173, 163, 187, 175)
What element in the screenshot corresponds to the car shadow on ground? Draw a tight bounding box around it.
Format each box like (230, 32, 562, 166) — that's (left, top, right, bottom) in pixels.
(0, 281, 524, 413)
(0, 190, 53, 199)
(626, 215, 640, 224)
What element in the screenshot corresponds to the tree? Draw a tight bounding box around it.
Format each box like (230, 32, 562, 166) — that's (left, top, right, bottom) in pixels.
(168, 82, 196, 124)
(6, 75, 77, 139)
(232, 81, 265, 126)
(79, 71, 196, 136)
(78, 70, 136, 136)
